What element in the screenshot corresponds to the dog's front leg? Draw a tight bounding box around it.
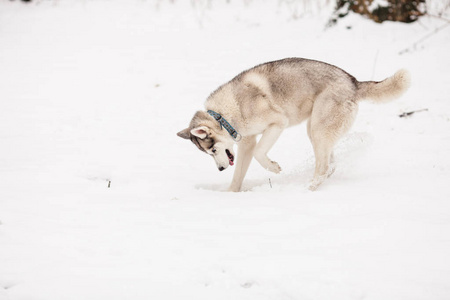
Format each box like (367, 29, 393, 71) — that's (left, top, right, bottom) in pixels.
(228, 136, 256, 192)
(253, 124, 284, 173)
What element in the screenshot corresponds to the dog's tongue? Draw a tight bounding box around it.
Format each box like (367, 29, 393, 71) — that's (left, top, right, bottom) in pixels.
(229, 160, 234, 166)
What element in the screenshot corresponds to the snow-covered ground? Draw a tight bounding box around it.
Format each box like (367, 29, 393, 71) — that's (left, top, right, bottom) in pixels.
(1, 1, 450, 299)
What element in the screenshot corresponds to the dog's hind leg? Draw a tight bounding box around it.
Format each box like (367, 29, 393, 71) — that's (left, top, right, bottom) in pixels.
(229, 136, 257, 192)
(308, 96, 358, 190)
(309, 136, 336, 191)
(307, 118, 336, 184)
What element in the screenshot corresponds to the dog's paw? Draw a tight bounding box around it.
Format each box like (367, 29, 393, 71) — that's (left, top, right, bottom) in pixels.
(267, 161, 282, 174)
(308, 183, 318, 191)
(228, 182, 242, 192)
(228, 186, 241, 192)
(308, 180, 322, 191)
(327, 165, 336, 178)
(308, 174, 327, 191)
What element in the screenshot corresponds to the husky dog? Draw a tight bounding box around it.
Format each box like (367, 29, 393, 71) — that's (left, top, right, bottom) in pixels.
(177, 58, 410, 191)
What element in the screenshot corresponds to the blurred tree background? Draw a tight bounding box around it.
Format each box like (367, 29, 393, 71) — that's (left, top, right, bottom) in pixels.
(332, 0, 426, 24)
(12, 0, 443, 26)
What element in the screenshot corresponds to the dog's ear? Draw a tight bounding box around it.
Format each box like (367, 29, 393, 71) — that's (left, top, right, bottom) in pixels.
(190, 126, 210, 139)
(177, 128, 191, 139)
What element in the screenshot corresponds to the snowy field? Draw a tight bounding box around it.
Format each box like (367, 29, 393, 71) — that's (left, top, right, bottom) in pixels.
(1, 1, 450, 299)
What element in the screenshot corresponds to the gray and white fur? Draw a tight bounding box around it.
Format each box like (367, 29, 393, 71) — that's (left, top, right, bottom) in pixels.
(177, 58, 411, 191)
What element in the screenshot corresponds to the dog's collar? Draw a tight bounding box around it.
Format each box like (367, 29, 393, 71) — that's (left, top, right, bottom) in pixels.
(207, 110, 241, 141)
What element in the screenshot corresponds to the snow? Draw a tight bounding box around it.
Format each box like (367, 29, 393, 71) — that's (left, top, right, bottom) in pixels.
(1, 1, 450, 299)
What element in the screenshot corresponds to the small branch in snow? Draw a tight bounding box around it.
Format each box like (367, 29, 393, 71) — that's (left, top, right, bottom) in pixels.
(269, 178, 272, 188)
(107, 180, 111, 188)
(399, 108, 428, 118)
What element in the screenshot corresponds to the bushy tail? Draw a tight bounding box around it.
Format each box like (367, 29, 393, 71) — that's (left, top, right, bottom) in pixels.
(356, 69, 411, 103)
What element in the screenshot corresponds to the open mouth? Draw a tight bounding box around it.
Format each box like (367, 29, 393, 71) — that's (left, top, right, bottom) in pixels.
(226, 149, 234, 166)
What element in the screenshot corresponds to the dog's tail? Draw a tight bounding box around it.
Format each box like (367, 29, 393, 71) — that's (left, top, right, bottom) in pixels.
(356, 69, 411, 103)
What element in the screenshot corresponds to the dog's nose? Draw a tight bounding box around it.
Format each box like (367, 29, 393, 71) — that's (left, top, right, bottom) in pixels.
(219, 166, 225, 171)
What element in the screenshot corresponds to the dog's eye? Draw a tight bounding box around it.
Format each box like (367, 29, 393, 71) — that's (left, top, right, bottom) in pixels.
(212, 148, 216, 153)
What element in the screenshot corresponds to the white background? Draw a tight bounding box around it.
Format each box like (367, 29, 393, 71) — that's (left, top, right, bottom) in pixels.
(1, 1, 450, 299)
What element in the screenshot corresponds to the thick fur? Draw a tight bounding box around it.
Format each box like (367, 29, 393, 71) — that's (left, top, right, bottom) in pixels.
(178, 58, 410, 191)
(356, 69, 411, 103)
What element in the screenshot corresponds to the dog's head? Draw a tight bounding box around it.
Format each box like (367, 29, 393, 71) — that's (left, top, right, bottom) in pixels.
(177, 111, 235, 171)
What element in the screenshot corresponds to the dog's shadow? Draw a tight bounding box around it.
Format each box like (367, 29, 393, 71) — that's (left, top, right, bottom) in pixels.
(195, 132, 373, 192)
